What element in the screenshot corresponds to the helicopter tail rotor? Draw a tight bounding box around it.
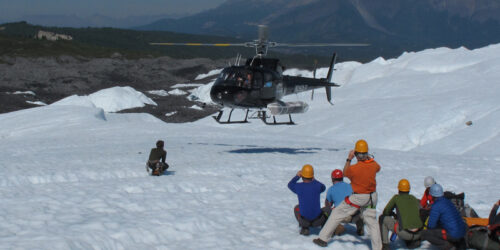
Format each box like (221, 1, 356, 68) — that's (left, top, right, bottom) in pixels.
(325, 53, 337, 105)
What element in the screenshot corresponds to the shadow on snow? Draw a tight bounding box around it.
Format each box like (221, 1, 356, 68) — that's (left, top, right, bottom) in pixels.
(228, 147, 322, 154)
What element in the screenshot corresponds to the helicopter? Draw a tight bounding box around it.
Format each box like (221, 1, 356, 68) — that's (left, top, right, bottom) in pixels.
(151, 25, 368, 125)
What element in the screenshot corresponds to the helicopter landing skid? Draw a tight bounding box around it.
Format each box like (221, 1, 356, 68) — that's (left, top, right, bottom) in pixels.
(258, 111, 295, 125)
(212, 109, 249, 124)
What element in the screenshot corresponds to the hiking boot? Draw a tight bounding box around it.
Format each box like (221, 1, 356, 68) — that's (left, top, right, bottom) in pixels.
(356, 219, 365, 236)
(405, 240, 421, 249)
(153, 168, 160, 176)
(334, 224, 345, 235)
(313, 238, 328, 247)
(382, 243, 391, 250)
(300, 227, 310, 236)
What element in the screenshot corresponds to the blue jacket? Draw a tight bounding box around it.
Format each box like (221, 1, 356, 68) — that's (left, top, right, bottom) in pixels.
(288, 176, 326, 220)
(326, 181, 353, 207)
(427, 197, 466, 239)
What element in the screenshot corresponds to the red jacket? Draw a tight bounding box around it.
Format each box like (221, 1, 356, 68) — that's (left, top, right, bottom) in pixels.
(420, 188, 434, 208)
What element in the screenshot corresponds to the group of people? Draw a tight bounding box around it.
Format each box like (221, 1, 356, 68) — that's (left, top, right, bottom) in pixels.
(288, 139, 499, 250)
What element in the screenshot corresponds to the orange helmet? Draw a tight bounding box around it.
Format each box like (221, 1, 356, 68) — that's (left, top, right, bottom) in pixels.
(355, 139, 368, 153)
(398, 179, 410, 192)
(301, 164, 314, 178)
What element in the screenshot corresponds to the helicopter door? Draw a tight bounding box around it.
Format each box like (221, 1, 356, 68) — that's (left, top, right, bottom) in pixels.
(260, 72, 275, 99)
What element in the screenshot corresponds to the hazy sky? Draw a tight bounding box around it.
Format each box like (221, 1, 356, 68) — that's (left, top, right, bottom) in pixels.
(0, 0, 226, 20)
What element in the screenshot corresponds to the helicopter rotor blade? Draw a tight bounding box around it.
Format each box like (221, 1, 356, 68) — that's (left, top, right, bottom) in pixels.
(149, 42, 250, 47)
(272, 43, 370, 47)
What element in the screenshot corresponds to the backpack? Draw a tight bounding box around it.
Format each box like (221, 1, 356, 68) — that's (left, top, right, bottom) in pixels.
(444, 191, 479, 218)
(466, 225, 500, 250)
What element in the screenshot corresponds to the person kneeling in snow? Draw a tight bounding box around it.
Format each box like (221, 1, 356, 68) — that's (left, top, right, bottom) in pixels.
(147, 140, 169, 176)
(421, 184, 467, 249)
(288, 164, 329, 236)
(379, 179, 423, 250)
(325, 169, 364, 236)
(313, 139, 382, 249)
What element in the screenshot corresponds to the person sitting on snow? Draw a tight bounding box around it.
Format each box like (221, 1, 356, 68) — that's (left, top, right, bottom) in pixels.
(421, 184, 467, 249)
(325, 169, 364, 236)
(147, 140, 169, 175)
(420, 176, 436, 209)
(288, 164, 329, 236)
(380, 179, 423, 250)
(419, 176, 436, 222)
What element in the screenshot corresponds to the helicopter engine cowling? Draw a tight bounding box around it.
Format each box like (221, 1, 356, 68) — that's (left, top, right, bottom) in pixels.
(267, 101, 309, 115)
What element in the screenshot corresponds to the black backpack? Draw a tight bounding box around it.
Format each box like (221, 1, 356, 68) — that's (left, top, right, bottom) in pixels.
(444, 191, 479, 218)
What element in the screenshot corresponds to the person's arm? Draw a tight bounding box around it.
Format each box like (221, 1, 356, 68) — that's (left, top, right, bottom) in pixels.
(489, 200, 500, 225)
(427, 205, 440, 229)
(420, 189, 429, 208)
(343, 150, 355, 173)
(325, 188, 333, 208)
(288, 172, 301, 193)
(161, 150, 166, 163)
(320, 182, 326, 193)
(148, 149, 155, 162)
(383, 196, 397, 216)
(325, 199, 333, 208)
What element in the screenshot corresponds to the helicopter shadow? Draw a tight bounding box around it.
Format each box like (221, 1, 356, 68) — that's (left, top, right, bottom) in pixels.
(189, 142, 343, 154)
(228, 147, 322, 155)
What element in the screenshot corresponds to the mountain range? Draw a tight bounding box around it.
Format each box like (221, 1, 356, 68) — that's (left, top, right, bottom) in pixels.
(6, 14, 188, 29)
(138, 0, 500, 61)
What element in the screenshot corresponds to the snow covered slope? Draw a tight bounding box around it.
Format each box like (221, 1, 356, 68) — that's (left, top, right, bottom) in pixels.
(1, 45, 499, 249)
(53, 86, 157, 112)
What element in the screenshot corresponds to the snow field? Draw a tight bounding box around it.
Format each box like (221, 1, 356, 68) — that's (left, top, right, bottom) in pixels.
(1, 44, 499, 249)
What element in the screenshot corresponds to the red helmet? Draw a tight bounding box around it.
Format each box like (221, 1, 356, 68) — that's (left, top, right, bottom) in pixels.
(331, 169, 343, 179)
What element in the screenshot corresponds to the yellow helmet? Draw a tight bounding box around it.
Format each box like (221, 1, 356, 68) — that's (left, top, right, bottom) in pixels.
(355, 139, 369, 153)
(301, 164, 314, 178)
(398, 179, 411, 192)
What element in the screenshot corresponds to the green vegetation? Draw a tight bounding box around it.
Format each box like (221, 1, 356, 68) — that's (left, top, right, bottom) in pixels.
(0, 21, 331, 68)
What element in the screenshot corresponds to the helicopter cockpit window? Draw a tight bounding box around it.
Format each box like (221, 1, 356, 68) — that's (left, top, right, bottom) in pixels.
(263, 72, 273, 88)
(253, 72, 263, 89)
(230, 70, 252, 89)
(219, 69, 256, 89)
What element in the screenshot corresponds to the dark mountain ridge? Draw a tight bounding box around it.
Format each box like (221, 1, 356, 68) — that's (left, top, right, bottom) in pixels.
(138, 0, 500, 61)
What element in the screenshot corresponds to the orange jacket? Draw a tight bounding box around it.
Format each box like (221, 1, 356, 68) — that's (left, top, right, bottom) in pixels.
(344, 159, 380, 194)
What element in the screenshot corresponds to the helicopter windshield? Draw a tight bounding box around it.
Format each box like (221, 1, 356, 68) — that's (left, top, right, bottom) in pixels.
(218, 68, 257, 89)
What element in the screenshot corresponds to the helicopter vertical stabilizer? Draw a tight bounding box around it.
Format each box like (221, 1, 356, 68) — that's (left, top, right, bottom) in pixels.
(325, 53, 337, 104)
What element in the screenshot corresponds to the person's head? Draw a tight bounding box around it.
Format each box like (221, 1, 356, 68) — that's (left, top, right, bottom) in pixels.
(331, 169, 343, 183)
(429, 183, 444, 198)
(398, 179, 410, 194)
(354, 139, 370, 161)
(424, 176, 436, 189)
(301, 164, 314, 181)
(156, 140, 164, 149)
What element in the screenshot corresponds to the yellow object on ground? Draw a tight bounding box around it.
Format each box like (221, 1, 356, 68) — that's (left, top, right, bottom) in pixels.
(464, 217, 489, 227)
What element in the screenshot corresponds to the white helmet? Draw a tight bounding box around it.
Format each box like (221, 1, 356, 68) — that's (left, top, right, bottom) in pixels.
(424, 176, 436, 188)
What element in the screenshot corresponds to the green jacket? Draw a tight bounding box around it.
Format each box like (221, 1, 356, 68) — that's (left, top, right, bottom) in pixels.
(383, 193, 423, 230)
(148, 148, 166, 163)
